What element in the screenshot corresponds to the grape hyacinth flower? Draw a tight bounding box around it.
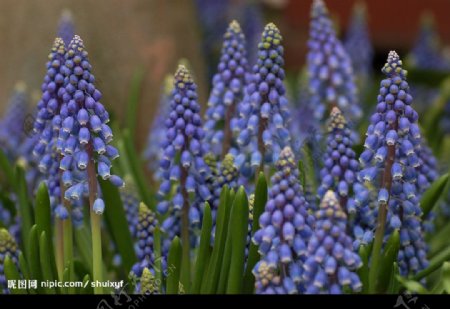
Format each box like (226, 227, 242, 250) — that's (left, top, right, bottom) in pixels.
(32, 38, 69, 219)
(140, 267, 159, 294)
(205, 153, 238, 213)
(344, 2, 373, 81)
(156, 65, 211, 276)
(0, 228, 20, 294)
(57, 35, 123, 209)
(0, 82, 29, 161)
(253, 147, 314, 294)
(306, 0, 361, 121)
(357, 51, 428, 276)
(56, 35, 122, 293)
(204, 20, 249, 158)
(409, 13, 449, 71)
(130, 203, 159, 292)
(318, 107, 359, 214)
(234, 23, 291, 176)
(303, 191, 362, 294)
(57, 9, 75, 46)
(416, 140, 439, 233)
(143, 75, 172, 181)
(120, 180, 140, 239)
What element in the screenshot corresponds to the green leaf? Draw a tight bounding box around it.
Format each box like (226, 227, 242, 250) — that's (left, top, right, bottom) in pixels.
(300, 142, 318, 194)
(166, 236, 182, 294)
(226, 187, 249, 294)
(99, 178, 137, 273)
(0, 150, 15, 189)
(396, 275, 429, 294)
(201, 186, 232, 294)
(243, 173, 267, 293)
(81, 274, 93, 294)
(28, 225, 42, 286)
(35, 182, 58, 280)
(420, 172, 449, 217)
(414, 246, 450, 281)
(39, 231, 57, 294)
(387, 262, 400, 294)
(16, 166, 34, 260)
(443, 262, 450, 293)
(74, 225, 93, 274)
(122, 129, 154, 210)
(125, 67, 145, 138)
(297, 160, 306, 188)
(376, 229, 400, 293)
(4, 255, 27, 294)
(217, 223, 232, 294)
(192, 203, 213, 294)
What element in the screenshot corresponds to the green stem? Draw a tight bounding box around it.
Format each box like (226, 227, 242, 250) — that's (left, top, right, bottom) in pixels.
(87, 144, 103, 294)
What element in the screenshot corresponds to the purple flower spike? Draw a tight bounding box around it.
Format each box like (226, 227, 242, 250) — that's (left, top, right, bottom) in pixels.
(204, 20, 249, 158)
(156, 65, 211, 252)
(306, 0, 361, 121)
(253, 147, 314, 294)
(304, 191, 362, 294)
(318, 107, 359, 214)
(56, 35, 123, 212)
(234, 23, 292, 180)
(354, 51, 428, 276)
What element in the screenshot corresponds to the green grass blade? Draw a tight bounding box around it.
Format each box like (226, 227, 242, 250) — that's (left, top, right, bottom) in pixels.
(420, 172, 449, 217)
(0, 150, 15, 188)
(4, 255, 27, 294)
(122, 129, 154, 210)
(35, 182, 58, 281)
(16, 166, 34, 260)
(99, 178, 137, 273)
(443, 262, 450, 293)
(413, 246, 450, 281)
(357, 244, 370, 294)
(28, 225, 42, 288)
(201, 186, 231, 293)
(166, 236, 182, 294)
(153, 226, 163, 289)
(74, 225, 93, 274)
(243, 173, 267, 293)
(226, 187, 249, 294)
(39, 231, 57, 294)
(192, 203, 213, 293)
(376, 229, 400, 293)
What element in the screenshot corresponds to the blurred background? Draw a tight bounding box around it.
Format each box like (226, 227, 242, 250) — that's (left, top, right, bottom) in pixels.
(0, 0, 449, 151)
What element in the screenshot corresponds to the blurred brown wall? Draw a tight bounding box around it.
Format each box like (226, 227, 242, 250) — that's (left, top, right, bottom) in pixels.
(0, 0, 208, 151)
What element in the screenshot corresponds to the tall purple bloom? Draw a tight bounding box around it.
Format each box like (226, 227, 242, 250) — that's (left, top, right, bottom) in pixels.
(303, 191, 362, 294)
(234, 23, 291, 177)
(0, 228, 20, 294)
(130, 203, 159, 292)
(33, 38, 69, 219)
(318, 107, 359, 214)
(356, 51, 428, 276)
(204, 20, 249, 158)
(344, 2, 373, 80)
(144, 75, 172, 181)
(253, 147, 314, 294)
(57, 9, 75, 46)
(409, 13, 449, 71)
(156, 65, 211, 251)
(57, 35, 123, 212)
(0, 82, 29, 161)
(306, 0, 361, 121)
